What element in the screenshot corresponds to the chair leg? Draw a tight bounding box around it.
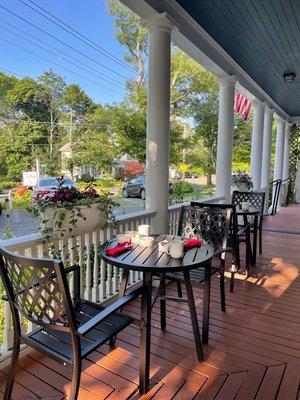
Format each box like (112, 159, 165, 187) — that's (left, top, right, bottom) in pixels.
(245, 237, 250, 277)
(176, 281, 183, 298)
(219, 253, 226, 311)
(70, 356, 81, 400)
(230, 269, 235, 293)
(4, 336, 20, 400)
(160, 274, 166, 331)
(259, 226, 262, 254)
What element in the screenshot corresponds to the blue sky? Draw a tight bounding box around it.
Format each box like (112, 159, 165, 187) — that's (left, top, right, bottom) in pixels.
(0, 0, 134, 104)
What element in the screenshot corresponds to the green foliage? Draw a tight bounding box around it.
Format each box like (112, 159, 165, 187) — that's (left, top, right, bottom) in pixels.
(12, 191, 32, 210)
(0, 180, 20, 189)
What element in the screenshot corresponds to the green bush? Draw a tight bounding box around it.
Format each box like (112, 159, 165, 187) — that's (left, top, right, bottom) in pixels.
(12, 191, 32, 210)
(0, 181, 20, 190)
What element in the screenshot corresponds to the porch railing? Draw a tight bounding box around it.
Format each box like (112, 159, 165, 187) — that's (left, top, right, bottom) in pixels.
(0, 195, 223, 356)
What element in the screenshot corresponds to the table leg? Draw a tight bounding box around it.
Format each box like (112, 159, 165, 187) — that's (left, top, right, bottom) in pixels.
(139, 271, 152, 394)
(202, 263, 211, 345)
(159, 273, 166, 331)
(183, 270, 204, 361)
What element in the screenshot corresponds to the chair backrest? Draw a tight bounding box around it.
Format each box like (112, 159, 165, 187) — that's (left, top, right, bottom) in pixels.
(178, 205, 232, 252)
(191, 201, 238, 237)
(0, 247, 76, 332)
(232, 191, 265, 213)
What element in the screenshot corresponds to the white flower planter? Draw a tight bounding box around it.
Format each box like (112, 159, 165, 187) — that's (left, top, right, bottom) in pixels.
(40, 203, 106, 238)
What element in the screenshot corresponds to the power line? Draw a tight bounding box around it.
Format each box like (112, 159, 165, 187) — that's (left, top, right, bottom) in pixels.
(0, 36, 124, 96)
(18, 0, 136, 75)
(0, 4, 131, 81)
(0, 18, 125, 88)
(0, 24, 124, 90)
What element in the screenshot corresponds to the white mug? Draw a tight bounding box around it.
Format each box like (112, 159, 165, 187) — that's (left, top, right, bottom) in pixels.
(158, 240, 169, 253)
(138, 224, 150, 236)
(168, 240, 184, 259)
(242, 201, 250, 211)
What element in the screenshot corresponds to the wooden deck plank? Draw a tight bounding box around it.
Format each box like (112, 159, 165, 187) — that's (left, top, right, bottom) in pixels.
(276, 361, 300, 400)
(0, 205, 299, 400)
(255, 364, 285, 400)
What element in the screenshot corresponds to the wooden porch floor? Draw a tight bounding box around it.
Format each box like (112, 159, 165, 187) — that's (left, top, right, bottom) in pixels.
(1, 204, 300, 400)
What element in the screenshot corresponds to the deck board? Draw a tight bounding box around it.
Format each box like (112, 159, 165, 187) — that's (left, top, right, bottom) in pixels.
(1, 204, 300, 399)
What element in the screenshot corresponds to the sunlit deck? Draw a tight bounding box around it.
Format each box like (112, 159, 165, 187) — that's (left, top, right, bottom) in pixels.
(1, 204, 300, 400)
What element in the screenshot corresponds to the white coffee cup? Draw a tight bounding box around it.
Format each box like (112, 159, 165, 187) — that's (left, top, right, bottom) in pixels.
(158, 240, 169, 253)
(242, 201, 250, 211)
(138, 224, 150, 236)
(168, 240, 184, 259)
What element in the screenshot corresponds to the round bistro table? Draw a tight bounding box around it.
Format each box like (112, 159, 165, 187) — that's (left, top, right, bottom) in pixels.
(236, 208, 260, 266)
(99, 234, 214, 394)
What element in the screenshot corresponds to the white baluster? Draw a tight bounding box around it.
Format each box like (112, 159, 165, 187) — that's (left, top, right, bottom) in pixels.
(2, 301, 13, 352)
(84, 233, 92, 300)
(99, 229, 106, 301)
(92, 231, 99, 302)
(78, 235, 84, 296)
(68, 237, 76, 299)
(105, 227, 113, 296)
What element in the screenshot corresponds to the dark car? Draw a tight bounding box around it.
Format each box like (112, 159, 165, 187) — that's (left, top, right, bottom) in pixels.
(32, 177, 76, 200)
(122, 175, 173, 200)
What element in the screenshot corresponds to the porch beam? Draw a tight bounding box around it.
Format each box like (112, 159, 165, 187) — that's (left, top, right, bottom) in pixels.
(250, 101, 265, 189)
(215, 76, 237, 201)
(144, 13, 174, 233)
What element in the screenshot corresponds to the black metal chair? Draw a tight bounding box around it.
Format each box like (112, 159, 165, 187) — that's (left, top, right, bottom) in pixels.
(165, 205, 231, 311)
(0, 247, 141, 400)
(232, 191, 266, 255)
(190, 202, 251, 292)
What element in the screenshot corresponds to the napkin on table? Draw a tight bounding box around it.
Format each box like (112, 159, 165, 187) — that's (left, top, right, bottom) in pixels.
(183, 238, 203, 249)
(106, 242, 133, 257)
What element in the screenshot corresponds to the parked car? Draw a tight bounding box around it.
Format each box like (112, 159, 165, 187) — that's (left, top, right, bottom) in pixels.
(122, 175, 173, 200)
(32, 177, 76, 200)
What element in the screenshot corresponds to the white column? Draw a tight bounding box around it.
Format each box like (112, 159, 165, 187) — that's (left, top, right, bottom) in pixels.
(215, 76, 236, 201)
(261, 107, 274, 213)
(282, 123, 293, 181)
(282, 123, 293, 204)
(272, 115, 286, 209)
(273, 116, 286, 181)
(145, 14, 173, 233)
(250, 101, 265, 189)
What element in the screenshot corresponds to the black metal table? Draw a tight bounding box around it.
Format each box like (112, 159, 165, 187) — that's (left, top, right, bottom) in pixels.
(236, 208, 260, 265)
(99, 234, 214, 394)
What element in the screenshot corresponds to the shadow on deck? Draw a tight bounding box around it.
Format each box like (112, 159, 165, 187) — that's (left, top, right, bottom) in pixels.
(1, 205, 300, 400)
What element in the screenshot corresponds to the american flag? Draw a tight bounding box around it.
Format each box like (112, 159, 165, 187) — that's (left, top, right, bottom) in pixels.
(234, 92, 251, 121)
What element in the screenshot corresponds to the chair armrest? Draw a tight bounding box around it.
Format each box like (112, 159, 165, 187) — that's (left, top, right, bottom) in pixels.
(64, 264, 80, 274)
(78, 286, 144, 336)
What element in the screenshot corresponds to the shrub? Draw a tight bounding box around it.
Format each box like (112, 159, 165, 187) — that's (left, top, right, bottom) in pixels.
(12, 190, 32, 210)
(124, 161, 145, 178)
(0, 181, 21, 190)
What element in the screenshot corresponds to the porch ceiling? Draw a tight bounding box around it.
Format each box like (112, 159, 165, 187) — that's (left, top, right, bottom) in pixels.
(141, 0, 300, 119)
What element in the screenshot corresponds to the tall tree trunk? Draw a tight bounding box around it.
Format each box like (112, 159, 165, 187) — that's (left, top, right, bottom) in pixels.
(206, 174, 212, 185)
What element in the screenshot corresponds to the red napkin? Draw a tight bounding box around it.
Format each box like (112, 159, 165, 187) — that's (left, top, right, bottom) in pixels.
(184, 238, 203, 249)
(106, 242, 133, 257)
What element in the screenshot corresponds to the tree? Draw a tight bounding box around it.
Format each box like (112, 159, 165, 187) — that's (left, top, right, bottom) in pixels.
(37, 70, 66, 169)
(71, 106, 117, 172)
(107, 0, 147, 87)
